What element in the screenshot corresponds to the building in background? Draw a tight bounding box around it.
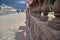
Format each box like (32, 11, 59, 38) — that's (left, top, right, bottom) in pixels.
(0, 0, 26, 12)
(0, 5, 17, 12)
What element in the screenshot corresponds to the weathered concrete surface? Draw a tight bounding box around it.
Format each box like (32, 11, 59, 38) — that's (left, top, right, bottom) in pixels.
(15, 26, 32, 40)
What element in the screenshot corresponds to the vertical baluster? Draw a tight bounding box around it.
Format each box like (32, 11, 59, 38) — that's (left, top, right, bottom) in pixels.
(34, 0, 40, 18)
(31, 0, 39, 17)
(36, 0, 43, 18)
(33, 0, 38, 14)
(31, 0, 37, 14)
(42, 0, 50, 22)
(48, 0, 60, 30)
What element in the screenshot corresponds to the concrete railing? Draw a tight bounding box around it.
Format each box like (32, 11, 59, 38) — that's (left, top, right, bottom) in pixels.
(26, 0, 60, 40)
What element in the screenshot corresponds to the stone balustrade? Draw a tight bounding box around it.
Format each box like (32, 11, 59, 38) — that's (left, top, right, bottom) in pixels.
(26, 0, 60, 40)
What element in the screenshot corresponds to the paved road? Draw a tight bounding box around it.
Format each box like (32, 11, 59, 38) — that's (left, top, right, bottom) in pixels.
(0, 12, 26, 40)
(0, 12, 32, 40)
(0, 12, 26, 27)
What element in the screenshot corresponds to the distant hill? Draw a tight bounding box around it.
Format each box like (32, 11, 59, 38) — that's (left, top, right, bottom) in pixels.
(0, 0, 26, 12)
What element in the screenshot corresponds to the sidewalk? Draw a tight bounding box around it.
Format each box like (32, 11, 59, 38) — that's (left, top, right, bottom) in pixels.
(15, 26, 32, 40)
